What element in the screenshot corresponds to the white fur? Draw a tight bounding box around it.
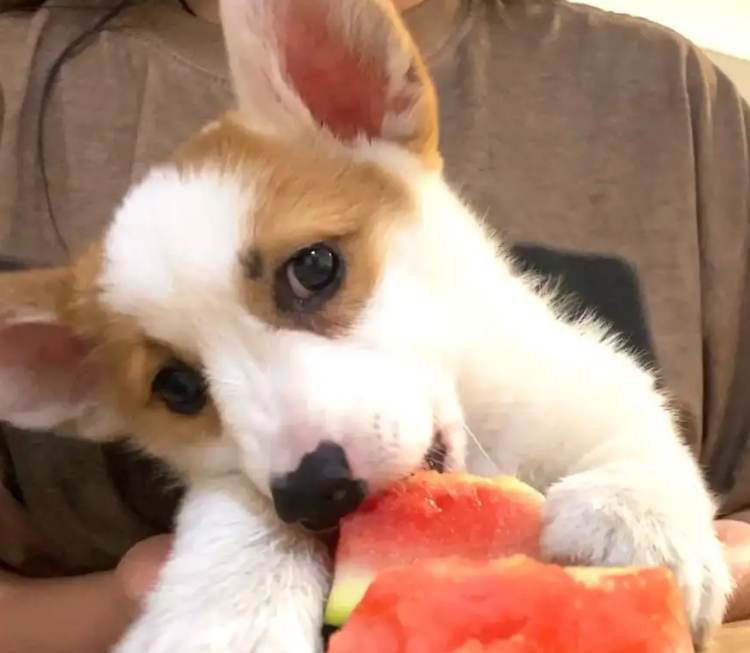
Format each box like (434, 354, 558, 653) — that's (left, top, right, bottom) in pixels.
(113, 474, 330, 653)
(101, 166, 252, 354)
(99, 137, 730, 653)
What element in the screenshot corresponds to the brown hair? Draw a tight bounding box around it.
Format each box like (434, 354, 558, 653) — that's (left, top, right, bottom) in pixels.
(0, 0, 46, 10)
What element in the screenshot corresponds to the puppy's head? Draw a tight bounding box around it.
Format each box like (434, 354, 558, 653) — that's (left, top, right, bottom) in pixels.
(0, 0, 473, 530)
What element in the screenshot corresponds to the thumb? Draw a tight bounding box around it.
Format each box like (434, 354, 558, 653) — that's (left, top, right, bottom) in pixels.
(116, 534, 174, 601)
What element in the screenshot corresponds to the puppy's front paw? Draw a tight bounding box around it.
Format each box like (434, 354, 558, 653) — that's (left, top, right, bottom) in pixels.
(112, 524, 329, 653)
(541, 469, 732, 649)
(114, 589, 325, 653)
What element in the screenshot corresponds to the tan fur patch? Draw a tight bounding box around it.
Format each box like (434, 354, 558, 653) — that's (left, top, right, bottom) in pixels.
(75, 248, 224, 448)
(0, 254, 223, 449)
(176, 120, 414, 337)
(100, 334, 223, 455)
(0, 267, 71, 319)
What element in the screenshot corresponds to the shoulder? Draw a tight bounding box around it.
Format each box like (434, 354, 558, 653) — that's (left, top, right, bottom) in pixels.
(481, 0, 748, 132)
(521, 0, 697, 50)
(494, 0, 722, 88)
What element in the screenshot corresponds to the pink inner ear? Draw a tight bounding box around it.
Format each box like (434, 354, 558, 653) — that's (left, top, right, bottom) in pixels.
(278, 5, 389, 141)
(0, 323, 99, 404)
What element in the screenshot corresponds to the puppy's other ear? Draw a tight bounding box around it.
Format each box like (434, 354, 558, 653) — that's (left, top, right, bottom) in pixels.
(219, 0, 439, 163)
(0, 268, 114, 440)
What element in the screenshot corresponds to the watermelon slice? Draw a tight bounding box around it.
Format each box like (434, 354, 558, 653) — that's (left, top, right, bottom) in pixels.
(327, 555, 693, 653)
(325, 471, 544, 626)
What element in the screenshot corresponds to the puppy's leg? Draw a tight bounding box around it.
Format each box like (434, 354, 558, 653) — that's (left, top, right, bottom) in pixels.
(464, 307, 731, 647)
(114, 475, 329, 653)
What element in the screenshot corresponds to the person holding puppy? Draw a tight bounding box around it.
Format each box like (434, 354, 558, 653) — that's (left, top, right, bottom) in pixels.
(0, 0, 749, 652)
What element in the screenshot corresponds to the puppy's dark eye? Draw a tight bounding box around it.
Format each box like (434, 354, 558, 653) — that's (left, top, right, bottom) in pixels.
(151, 360, 208, 416)
(287, 243, 340, 296)
(275, 242, 344, 313)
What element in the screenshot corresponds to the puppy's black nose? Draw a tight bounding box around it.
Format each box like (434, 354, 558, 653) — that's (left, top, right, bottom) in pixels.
(270, 441, 366, 531)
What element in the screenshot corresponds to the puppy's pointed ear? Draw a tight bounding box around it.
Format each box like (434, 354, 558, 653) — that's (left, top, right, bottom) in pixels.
(0, 268, 115, 440)
(219, 0, 439, 162)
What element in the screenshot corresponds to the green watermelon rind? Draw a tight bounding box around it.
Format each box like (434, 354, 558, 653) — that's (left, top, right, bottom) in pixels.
(325, 576, 373, 627)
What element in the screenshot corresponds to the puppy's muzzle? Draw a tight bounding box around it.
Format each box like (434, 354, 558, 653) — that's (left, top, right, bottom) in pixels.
(270, 442, 366, 532)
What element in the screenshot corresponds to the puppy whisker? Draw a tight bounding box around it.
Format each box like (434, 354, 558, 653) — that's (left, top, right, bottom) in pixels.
(462, 420, 499, 473)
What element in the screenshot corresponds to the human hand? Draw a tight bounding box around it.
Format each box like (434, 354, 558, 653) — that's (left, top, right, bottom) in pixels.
(0, 535, 173, 653)
(715, 519, 750, 622)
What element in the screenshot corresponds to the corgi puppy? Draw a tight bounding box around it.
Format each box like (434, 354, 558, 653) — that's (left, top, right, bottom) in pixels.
(0, 0, 729, 650)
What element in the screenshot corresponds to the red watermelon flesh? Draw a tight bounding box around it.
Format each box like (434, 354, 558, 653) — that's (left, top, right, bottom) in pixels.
(325, 471, 544, 626)
(327, 555, 693, 653)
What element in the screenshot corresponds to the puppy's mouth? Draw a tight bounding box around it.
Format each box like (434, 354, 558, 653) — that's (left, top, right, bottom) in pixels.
(309, 431, 448, 554)
(421, 430, 448, 473)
